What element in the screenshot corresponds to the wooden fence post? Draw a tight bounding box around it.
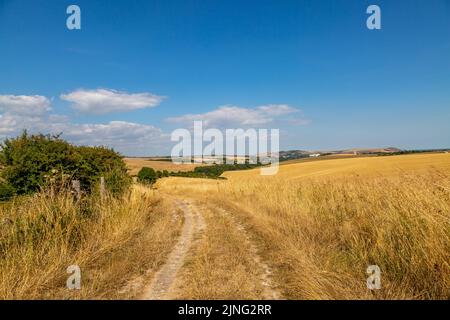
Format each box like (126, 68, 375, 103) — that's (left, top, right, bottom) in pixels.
(100, 176, 105, 199)
(72, 180, 81, 201)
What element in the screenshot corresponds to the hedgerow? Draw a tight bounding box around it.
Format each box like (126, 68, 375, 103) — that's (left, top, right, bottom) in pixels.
(0, 131, 130, 200)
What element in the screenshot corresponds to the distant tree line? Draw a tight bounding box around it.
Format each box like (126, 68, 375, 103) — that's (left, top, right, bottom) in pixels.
(137, 162, 260, 185)
(376, 149, 450, 156)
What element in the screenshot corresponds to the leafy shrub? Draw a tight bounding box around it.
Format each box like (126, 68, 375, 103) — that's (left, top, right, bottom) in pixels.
(0, 182, 15, 201)
(193, 163, 260, 177)
(0, 131, 130, 197)
(0, 132, 76, 194)
(137, 167, 157, 184)
(103, 167, 131, 196)
(75, 146, 130, 193)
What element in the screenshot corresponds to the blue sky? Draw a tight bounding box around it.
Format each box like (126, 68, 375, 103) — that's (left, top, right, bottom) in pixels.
(0, 0, 449, 155)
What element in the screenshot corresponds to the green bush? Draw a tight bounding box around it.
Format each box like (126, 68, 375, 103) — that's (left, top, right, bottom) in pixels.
(0, 132, 77, 194)
(137, 167, 157, 184)
(193, 163, 260, 177)
(103, 167, 131, 196)
(0, 131, 130, 197)
(74, 146, 130, 192)
(0, 182, 15, 201)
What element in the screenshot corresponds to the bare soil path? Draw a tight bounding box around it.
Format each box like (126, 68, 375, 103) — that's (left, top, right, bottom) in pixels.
(140, 195, 280, 300)
(140, 199, 204, 300)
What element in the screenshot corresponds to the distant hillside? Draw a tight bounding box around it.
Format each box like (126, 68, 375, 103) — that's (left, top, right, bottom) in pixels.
(338, 147, 402, 154)
(279, 147, 402, 161)
(127, 147, 449, 163)
(278, 150, 312, 161)
(278, 147, 450, 162)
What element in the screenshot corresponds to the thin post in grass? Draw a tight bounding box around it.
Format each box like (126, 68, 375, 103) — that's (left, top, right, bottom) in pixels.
(100, 176, 105, 199)
(72, 180, 81, 201)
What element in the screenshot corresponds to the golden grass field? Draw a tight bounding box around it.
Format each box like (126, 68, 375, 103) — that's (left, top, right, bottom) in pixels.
(156, 153, 450, 299)
(1, 153, 448, 299)
(124, 158, 204, 175)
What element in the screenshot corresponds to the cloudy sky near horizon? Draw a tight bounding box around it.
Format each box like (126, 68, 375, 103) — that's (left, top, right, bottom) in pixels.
(1, 0, 449, 156)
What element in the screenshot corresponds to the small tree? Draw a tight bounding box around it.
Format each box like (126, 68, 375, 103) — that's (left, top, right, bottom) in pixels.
(137, 167, 157, 184)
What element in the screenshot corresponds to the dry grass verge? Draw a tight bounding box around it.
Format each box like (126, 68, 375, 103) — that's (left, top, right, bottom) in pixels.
(0, 184, 181, 299)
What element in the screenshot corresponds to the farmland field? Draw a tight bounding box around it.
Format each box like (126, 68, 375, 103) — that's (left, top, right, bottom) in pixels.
(154, 153, 450, 299)
(124, 157, 205, 175)
(226, 152, 450, 180)
(2, 152, 449, 300)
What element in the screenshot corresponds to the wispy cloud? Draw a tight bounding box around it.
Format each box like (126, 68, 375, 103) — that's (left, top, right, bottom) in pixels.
(256, 104, 298, 116)
(167, 104, 307, 128)
(60, 88, 165, 114)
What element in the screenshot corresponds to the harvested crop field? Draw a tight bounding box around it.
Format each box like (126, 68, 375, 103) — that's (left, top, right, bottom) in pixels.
(124, 158, 205, 175)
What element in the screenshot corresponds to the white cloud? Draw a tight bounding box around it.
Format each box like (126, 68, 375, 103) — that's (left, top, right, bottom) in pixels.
(0, 93, 309, 156)
(167, 105, 270, 127)
(0, 93, 168, 155)
(60, 88, 165, 114)
(0, 94, 51, 115)
(167, 104, 305, 128)
(0, 114, 17, 134)
(64, 121, 164, 146)
(0, 112, 168, 156)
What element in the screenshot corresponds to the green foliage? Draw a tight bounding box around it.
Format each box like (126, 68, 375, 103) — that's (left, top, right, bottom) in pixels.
(193, 163, 260, 177)
(134, 162, 261, 186)
(137, 167, 157, 184)
(0, 182, 15, 201)
(74, 146, 130, 192)
(0, 132, 76, 194)
(0, 131, 130, 197)
(103, 167, 132, 196)
(168, 163, 260, 179)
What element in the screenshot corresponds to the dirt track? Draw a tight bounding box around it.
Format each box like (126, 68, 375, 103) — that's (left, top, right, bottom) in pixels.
(140, 195, 281, 300)
(140, 199, 204, 299)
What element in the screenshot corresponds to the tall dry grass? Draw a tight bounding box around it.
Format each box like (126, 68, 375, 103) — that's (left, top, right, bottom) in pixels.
(158, 168, 450, 299)
(0, 184, 181, 299)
